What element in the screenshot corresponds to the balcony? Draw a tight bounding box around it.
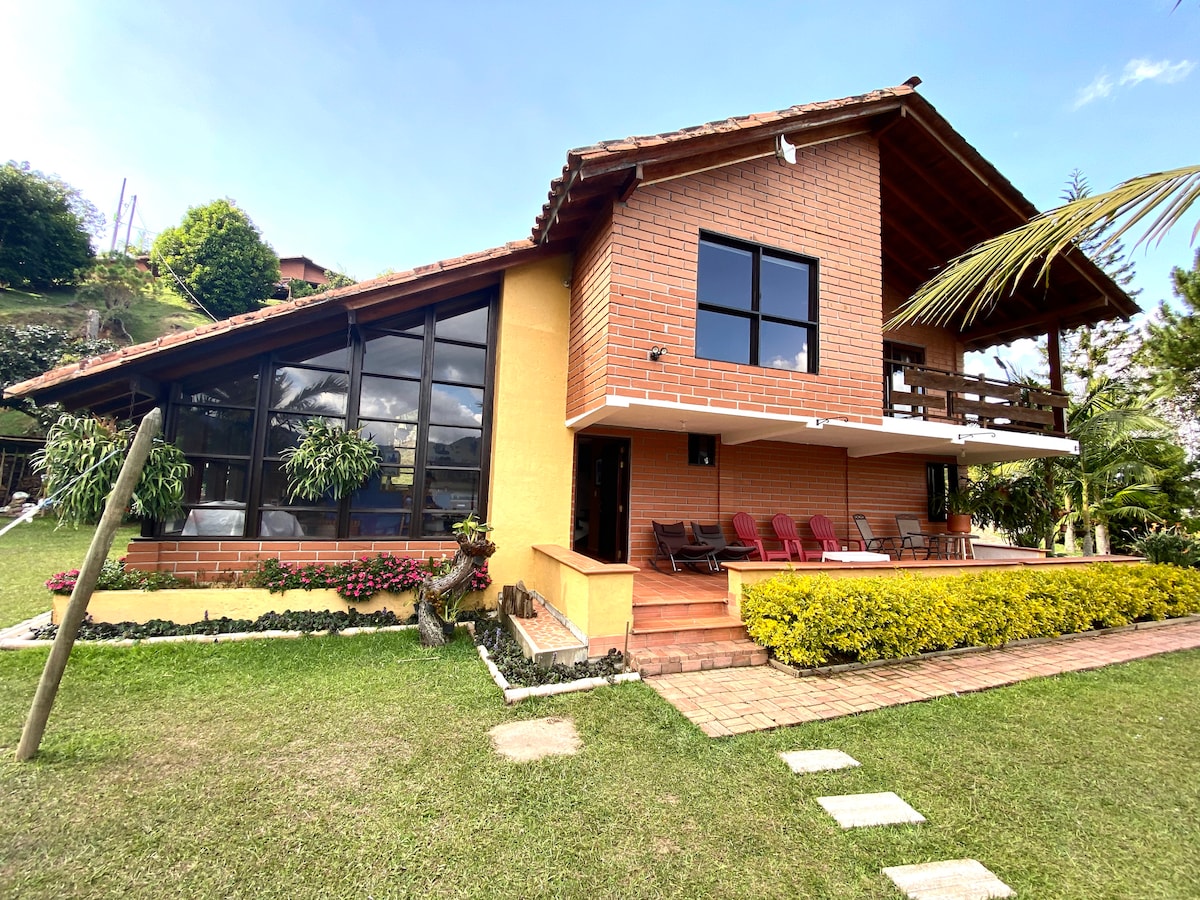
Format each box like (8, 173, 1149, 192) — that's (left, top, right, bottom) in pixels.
(885, 362, 1068, 438)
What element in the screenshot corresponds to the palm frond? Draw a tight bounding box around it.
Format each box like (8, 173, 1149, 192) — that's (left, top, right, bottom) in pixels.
(890, 164, 1200, 329)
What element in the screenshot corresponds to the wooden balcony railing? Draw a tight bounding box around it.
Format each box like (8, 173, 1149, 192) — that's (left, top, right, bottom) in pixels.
(884, 362, 1068, 437)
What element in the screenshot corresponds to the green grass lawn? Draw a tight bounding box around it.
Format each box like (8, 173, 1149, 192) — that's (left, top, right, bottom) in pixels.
(0, 284, 207, 346)
(0, 628, 1196, 899)
(0, 518, 139, 626)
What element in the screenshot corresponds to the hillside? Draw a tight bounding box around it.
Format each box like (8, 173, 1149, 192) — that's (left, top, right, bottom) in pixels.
(0, 285, 210, 436)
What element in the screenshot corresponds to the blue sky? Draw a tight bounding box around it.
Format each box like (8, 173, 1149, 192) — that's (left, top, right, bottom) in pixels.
(3, 0, 1196, 329)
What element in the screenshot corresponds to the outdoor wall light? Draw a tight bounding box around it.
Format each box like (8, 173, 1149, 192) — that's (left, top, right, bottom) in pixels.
(649, 346, 669, 361)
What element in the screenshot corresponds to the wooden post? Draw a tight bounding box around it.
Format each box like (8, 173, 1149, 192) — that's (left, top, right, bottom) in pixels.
(15, 408, 162, 762)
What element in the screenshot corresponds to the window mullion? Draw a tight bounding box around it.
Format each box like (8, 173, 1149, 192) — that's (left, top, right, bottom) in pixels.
(412, 308, 437, 538)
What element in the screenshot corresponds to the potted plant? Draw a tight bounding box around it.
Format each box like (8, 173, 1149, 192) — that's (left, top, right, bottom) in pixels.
(945, 481, 977, 534)
(281, 419, 380, 501)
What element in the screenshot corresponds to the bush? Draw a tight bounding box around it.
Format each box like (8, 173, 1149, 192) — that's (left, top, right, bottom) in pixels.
(246, 554, 491, 604)
(32, 607, 406, 641)
(1133, 527, 1200, 568)
(45, 559, 194, 595)
(741, 564, 1200, 667)
(474, 618, 624, 687)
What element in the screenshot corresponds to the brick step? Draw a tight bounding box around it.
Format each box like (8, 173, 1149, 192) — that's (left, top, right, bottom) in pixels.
(628, 614, 748, 649)
(631, 598, 731, 621)
(630, 638, 769, 676)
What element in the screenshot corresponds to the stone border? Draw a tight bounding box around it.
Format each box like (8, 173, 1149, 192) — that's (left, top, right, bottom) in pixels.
(0, 621, 422, 650)
(475, 644, 640, 705)
(767, 613, 1200, 678)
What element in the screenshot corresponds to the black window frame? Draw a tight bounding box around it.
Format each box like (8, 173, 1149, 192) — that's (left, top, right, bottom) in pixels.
(164, 287, 498, 541)
(695, 231, 819, 373)
(926, 461, 959, 523)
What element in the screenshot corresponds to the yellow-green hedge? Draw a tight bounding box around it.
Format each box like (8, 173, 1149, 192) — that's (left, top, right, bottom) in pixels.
(740, 564, 1200, 667)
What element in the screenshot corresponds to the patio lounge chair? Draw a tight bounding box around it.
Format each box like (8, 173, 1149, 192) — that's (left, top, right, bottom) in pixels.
(852, 514, 899, 557)
(691, 522, 755, 566)
(895, 514, 942, 559)
(809, 514, 864, 555)
(732, 512, 792, 561)
(650, 521, 719, 573)
(771, 513, 820, 562)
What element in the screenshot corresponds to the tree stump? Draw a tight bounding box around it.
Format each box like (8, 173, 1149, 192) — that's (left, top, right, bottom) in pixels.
(500, 581, 538, 618)
(416, 534, 496, 647)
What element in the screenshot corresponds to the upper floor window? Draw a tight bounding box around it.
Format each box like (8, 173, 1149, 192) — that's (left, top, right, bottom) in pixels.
(695, 233, 818, 373)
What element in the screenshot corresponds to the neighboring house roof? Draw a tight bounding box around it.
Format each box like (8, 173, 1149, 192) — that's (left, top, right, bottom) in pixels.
(5, 79, 1139, 413)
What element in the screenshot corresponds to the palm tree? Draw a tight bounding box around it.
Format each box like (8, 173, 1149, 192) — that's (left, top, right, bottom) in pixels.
(889, 165, 1200, 329)
(1056, 377, 1174, 555)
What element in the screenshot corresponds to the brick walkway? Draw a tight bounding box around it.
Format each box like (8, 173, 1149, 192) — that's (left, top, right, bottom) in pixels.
(646, 619, 1200, 737)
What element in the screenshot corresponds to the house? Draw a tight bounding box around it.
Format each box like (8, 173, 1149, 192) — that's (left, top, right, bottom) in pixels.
(5, 80, 1138, 658)
(278, 256, 330, 290)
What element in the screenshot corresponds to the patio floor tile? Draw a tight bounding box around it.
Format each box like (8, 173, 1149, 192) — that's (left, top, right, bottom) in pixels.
(779, 748, 860, 774)
(645, 619, 1200, 737)
(882, 858, 1015, 899)
(817, 791, 926, 828)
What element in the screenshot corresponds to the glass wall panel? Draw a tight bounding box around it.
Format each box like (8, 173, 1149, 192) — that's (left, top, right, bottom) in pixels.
(271, 367, 349, 414)
(435, 305, 488, 342)
(362, 333, 423, 377)
(175, 407, 254, 455)
(427, 427, 481, 467)
(260, 462, 339, 507)
(276, 336, 350, 371)
(258, 509, 337, 538)
(432, 343, 486, 385)
(265, 414, 346, 456)
(181, 372, 259, 407)
(186, 460, 249, 504)
(759, 321, 810, 372)
(359, 376, 419, 421)
(697, 240, 753, 310)
(358, 421, 417, 465)
(429, 383, 484, 426)
(695, 311, 751, 364)
(760, 255, 810, 320)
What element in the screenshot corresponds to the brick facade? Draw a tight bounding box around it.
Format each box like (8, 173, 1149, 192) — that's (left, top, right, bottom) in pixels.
(123, 539, 459, 582)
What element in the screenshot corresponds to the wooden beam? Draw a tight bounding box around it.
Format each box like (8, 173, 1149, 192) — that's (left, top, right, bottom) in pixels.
(618, 164, 643, 202)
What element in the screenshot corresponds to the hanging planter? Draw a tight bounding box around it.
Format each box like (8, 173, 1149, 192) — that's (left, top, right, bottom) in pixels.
(281, 420, 381, 501)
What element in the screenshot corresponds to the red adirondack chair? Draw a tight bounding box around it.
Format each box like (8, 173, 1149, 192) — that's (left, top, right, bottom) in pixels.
(732, 512, 791, 561)
(809, 514, 863, 554)
(771, 513, 820, 562)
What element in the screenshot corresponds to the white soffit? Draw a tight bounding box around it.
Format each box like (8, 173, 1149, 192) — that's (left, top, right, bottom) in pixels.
(565, 395, 1079, 463)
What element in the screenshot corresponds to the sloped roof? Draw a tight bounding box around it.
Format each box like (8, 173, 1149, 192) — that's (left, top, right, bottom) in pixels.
(5, 79, 1140, 412)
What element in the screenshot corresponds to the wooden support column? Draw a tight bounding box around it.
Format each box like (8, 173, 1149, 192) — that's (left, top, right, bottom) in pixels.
(1047, 324, 1065, 434)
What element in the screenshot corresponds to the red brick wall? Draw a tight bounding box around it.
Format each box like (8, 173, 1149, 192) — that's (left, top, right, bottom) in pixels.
(882, 285, 962, 372)
(586, 425, 954, 564)
(590, 135, 885, 424)
(123, 539, 458, 582)
(568, 211, 614, 419)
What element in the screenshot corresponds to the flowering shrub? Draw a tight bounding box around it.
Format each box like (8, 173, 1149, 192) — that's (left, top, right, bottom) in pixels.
(247, 554, 491, 604)
(45, 559, 194, 596)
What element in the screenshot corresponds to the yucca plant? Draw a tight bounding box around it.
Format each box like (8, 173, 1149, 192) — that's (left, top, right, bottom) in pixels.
(32, 413, 191, 526)
(281, 419, 380, 501)
(890, 164, 1200, 329)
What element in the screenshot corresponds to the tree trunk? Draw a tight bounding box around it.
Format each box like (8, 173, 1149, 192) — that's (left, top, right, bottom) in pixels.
(416, 535, 496, 647)
(1064, 520, 1076, 554)
(1096, 522, 1110, 556)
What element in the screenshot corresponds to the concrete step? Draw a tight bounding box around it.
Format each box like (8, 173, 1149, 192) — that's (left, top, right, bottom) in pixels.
(630, 638, 769, 676)
(632, 598, 731, 621)
(628, 614, 749, 649)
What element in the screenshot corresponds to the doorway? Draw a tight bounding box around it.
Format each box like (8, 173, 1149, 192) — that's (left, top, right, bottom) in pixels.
(573, 436, 630, 563)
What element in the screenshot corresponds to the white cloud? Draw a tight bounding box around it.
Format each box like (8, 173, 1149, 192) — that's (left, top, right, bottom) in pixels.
(1074, 58, 1194, 109)
(1120, 57, 1196, 86)
(1073, 73, 1114, 109)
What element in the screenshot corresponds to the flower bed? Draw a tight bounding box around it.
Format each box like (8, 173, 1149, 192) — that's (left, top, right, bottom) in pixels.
(473, 618, 624, 688)
(741, 563, 1200, 667)
(44, 553, 492, 626)
(32, 608, 410, 641)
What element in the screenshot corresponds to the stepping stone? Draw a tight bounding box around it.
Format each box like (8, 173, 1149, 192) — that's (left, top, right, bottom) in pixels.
(816, 791, 926, 828)
(882, 859, 1015, 899)
(779, 748, 860, 774)
(489, 716, 581, 762)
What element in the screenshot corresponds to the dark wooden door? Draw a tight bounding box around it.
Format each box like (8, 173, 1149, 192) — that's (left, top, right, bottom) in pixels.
(572, 436, 630, 563)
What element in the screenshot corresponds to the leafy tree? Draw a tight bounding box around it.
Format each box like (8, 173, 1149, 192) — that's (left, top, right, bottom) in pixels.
(75, 252, 151, 322)
(1058, 170, 1142, 384)
(0, 324, 118, 426)
(0, 161, 100, 288)
(1138, 249, 1200, 418)
(152, 199, 280, 318)
(288, 269, 356, 299)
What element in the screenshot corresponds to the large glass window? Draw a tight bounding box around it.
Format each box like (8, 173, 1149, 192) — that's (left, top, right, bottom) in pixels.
(695, 233, 818, 373)
(167, 289, 495, 540)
